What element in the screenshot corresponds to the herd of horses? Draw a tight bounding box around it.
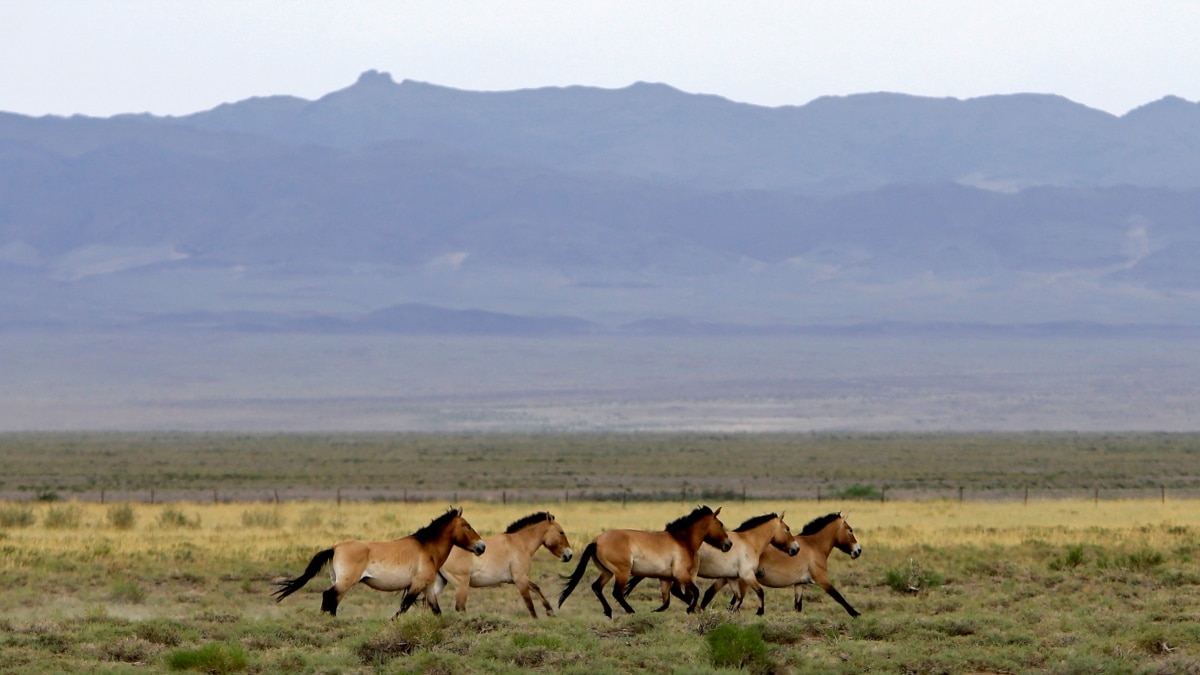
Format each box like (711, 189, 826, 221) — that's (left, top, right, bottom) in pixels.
(273, 505, 862, 620)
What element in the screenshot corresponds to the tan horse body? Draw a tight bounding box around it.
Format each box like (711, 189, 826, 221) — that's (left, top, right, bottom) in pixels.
(430, 511, 574, 617)
(272, 508, 485, 617)
(643, 512, 800, 615)
(709, 511, 862, 617)
(558, 505, 732, 618)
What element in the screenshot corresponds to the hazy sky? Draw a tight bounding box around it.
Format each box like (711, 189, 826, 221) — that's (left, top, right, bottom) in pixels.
(3, 1, 1198, 118)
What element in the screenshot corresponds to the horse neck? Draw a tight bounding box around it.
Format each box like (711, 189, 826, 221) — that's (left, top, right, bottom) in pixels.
(738, 519, 778, 551)
(424, 526, 459, 565)
(800, 522, 840, 556)
(674, 518, 712, 553)
(510, 521, 548, 557)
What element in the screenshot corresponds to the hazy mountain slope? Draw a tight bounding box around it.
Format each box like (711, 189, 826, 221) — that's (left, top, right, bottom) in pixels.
(176, 71, 1200, 193)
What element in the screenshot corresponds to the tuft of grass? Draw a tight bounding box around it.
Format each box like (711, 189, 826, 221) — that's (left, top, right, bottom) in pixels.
(43, 503, 82, 528)
(1049, 544, 1087, 570)
(157, 507, 200, 529)
(705, 622, 774, 674)
(109, 580, 147, 604)
(885, 559, 944, 593)
(106, 502, 136, 530)
(838, 484, 884, 500)
(0, 503, 35, 527)
(166, 642, 248, 673)
(240, 509, 283, 529)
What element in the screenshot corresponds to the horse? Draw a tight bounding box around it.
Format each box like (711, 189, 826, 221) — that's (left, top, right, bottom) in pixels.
(427, 511, 574, 618)
(272, 507, 485, 617)
(628, 512, 801, 616)
(705, 511, 862, 617)
(558, 505, 732, 618)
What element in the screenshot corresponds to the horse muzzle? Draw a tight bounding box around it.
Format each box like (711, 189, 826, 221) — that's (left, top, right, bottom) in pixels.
(787, 541, 801, 556)
(849, 545, 862, 559)
(471, 541, 487, 556)
(560, 548, 574, 563)
(721, 540, 733, 553)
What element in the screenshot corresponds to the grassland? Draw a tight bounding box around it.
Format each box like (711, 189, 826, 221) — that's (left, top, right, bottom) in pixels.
(4, 433, 1200, 672)
(3, 431, 1200, 502)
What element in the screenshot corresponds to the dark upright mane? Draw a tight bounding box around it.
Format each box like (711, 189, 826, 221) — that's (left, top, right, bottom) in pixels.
(505, 511, 552, 534)
(734, 513, 779, 532)
(800, 512, 842, 536)
(413, 508, 462, 543)
(665, 505, 714, 534)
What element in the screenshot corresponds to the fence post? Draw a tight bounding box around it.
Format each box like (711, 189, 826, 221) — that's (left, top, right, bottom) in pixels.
(213, 488, 218, 504)
(337, 488, 341, 507)
(958, 486, 963, 502)
(150, 489, 155, 505)
(817, 486, 821, 503)
(564, 490, 569, 505)
(1094, 487, 1099, 506)
(881, 487, 886, 503)
(403, 489, 408, 504)
(274, 489, 279, 505)
(1162, 485, 1166, 504)
(1024, 487, 1028, 505)
(502, 491, 507, 505)
(100, 489, 105, 505)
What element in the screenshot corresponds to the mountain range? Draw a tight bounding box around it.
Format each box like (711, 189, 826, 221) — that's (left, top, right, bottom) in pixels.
(3, 70, 1200, 334)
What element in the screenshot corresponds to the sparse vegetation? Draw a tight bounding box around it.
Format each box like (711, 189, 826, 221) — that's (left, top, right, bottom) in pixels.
(2, 433, 1200, 672)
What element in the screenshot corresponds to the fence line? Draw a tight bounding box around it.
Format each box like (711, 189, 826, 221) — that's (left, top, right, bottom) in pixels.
(0, 485, 1195, 505)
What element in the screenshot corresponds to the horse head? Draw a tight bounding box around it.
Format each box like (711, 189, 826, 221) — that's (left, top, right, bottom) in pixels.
(835, 512, 862, 559)
(450, 510, 487, 556)
(772, 512, 801, 556)
(540, 514, 574, 562)
(704, 506, 733, 553)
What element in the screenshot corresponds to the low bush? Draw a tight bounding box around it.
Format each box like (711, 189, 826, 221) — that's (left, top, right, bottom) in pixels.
(166, 642, 248, 673)
(705, 622, 774, 673)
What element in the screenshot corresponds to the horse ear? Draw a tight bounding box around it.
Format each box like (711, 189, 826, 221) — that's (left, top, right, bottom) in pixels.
(713, 507, 722, 516)
(779, 510, 785, 519)
(547, 513, 555, 522)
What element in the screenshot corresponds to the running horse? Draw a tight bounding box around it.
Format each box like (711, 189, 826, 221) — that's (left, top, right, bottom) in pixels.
(428, 511, 574, 618)
(272, 507, 486, 617)
(705, 511, 862, 617)
(628, 512, 801, 616)
(558, 505, 732, 618)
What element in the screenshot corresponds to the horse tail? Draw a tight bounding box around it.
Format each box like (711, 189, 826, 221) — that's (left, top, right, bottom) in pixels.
(558, 541, 597, 608)
(272, 548, 334, 602)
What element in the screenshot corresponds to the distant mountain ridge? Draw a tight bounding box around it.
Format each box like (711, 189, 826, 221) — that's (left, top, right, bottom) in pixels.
(2, 71, 1200, 334)
(174, 70, 1200, 193)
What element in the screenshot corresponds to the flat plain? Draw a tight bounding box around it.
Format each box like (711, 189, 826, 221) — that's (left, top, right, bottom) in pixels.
(3, 433, 1200, 672)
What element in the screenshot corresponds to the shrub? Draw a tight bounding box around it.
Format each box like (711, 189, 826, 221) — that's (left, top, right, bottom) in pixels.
(43, 503, 82, 529)
(838, 484, 883, 501)
(705, 622, 773, 673)
(1049, 545, 1087, 571)
(885, 559, 944, 593)
(158, 507, 200, 529)
(106, 502, 137, 530)
(109, 580, 147, 604)
(166, 642, 248, 673)
(240, 509, 283, 528)
(0, 504, 35, 528)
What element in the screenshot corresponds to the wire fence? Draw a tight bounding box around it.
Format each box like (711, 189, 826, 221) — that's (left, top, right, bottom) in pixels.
(1, 484, 1196, 505)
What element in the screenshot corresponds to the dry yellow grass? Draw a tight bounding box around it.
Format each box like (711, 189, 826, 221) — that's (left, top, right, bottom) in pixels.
(4, 497, 1196, 565)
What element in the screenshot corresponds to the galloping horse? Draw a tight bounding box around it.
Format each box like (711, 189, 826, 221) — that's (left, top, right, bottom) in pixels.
(428, 511, 574, 618)
(706, 511, 862, 617)
(626, 512, 800, 615)
(272, 507, 485, 617)
(558, 505, 732, 618)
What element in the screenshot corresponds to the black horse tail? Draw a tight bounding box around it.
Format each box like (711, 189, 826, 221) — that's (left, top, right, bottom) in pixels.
(272, 548, 334, 602)
(558, 541, 597, 608)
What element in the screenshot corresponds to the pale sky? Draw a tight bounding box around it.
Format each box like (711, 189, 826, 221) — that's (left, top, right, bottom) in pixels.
(3, 1, 1198, 118)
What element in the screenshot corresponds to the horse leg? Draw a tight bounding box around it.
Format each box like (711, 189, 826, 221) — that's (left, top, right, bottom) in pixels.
(700, 578, 727, 610)
(455, 582, 470, 613)
(683, 582, 701, 614)
(793, 584, 804, 612)
(823, 583, 860, 618)
(612, 573, 637, 614)
(527, 580, 555, 618)
(652, 580, 672, 612)
(515, 579, 539, 618)
(747, 580, 766, 616)
(591, 569, 615, 619)
(321, 587, 341, 616)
